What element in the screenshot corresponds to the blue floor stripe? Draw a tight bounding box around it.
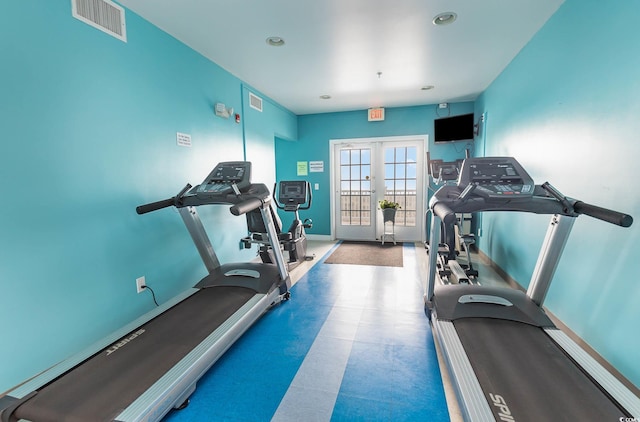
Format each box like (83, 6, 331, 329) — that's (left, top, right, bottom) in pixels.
(164, 243, 449, 421)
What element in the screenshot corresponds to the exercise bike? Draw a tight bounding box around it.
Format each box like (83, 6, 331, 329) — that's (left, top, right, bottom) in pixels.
(243, 180, 313, 270)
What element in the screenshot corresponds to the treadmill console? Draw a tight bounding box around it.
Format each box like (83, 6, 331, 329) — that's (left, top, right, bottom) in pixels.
(278, 181, 307, 206)
(458, 157, 535, 200)
(196, 161, 251, 199)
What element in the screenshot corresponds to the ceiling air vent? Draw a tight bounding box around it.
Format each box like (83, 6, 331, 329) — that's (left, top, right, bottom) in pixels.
(72, 0, 127, 42)
(249, 92, 263, 112)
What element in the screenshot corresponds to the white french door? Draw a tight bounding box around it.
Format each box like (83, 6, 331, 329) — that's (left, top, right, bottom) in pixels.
(331, 136, 426, 242)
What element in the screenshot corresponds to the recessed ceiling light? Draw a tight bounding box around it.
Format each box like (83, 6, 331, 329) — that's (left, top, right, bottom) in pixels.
(266, 36, 285, 46)
(319, 95, 331, 100)
(433, 12, 457, 25)
(421, 85, 435, 91)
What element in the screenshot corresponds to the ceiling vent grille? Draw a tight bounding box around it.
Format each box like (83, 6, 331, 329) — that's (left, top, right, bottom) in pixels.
(72, 0, 127, 42)
(249, 92, 263, 112)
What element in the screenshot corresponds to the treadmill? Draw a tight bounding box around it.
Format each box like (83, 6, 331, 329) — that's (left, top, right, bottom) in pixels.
(425, 157, 640, 421)
(0, 161, 291, 422)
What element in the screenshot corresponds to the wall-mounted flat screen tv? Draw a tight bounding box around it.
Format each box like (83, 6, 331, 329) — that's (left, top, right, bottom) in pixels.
(434, 113, 474, 143)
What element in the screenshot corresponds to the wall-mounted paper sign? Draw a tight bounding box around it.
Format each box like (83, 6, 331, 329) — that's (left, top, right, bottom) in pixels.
(297, 161, 308, 176)
(309, 161, 324, 172)
(177, 132, 191, 147)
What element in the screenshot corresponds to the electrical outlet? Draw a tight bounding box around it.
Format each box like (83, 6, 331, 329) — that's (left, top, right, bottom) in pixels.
(136, 276, 146, 294)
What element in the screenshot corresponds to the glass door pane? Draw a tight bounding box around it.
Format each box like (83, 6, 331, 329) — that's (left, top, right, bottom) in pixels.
(377, 140, 424, 242)
(334, 145, 376, 241)
(383, 146, 418, 227)
(340, 148, 371, 226)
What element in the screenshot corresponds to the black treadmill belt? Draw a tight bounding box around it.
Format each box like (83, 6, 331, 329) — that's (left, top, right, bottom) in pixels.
(455, 318, 627, 422)
(15, 286, 256, 422)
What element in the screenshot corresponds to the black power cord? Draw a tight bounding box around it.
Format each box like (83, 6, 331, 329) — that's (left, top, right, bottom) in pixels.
(142, 285, 159, 307)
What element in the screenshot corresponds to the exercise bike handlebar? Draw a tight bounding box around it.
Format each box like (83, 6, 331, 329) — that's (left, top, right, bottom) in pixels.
(229, 197, 263, 216)
(573, 201, 633, 227)
(136, 184, 193, 215)
(299, 181, 312, 210)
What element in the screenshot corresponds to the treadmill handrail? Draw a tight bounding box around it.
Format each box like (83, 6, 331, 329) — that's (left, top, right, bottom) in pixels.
(230, 197, 264, 216)
(430, 188, 566, 214)
(138, 183, 274, 210)
(432, 202, 457, 224)
(430, 185, 633, 227)
(136, 197, 175, 215)
(136, 184, 192, 215)
(573, 200, 633, 227)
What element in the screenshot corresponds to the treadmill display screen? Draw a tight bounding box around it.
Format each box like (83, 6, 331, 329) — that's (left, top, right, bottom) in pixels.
(468, 163, 519, 182)
(196, 161, 252, 198)
(458, 157, 535, 199)
(210, 165, 246, 182)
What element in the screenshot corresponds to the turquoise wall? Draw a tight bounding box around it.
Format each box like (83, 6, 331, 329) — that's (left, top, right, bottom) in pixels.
(0, 0, 295, 393)
(243, 85, 297, 189)
(474, 0, 640, 387)
(276, 103, 475, 235)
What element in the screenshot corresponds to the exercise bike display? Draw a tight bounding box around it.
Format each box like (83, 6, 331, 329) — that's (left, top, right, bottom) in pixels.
(425, 156, 639, 421)
(243, 180, 313, 270)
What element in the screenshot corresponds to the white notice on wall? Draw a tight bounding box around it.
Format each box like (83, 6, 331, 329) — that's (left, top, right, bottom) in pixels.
(309, 161, 324, 172)
(176, 132, 192, 147)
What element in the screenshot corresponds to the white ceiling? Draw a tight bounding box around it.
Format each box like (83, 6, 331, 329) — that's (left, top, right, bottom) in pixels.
(118, 0, 564, 115)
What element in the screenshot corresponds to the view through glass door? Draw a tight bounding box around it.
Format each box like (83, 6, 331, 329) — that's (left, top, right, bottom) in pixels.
(334, 146, 376, 240)
(332, 136, 425, 242)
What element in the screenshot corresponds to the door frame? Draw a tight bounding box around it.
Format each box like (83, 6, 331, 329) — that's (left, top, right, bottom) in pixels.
(329, 134, 428, 242)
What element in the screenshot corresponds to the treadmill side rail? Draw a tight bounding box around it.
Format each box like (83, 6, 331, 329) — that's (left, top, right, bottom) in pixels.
(433, 319, 495, 422)
(546, 328, 640, 417)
